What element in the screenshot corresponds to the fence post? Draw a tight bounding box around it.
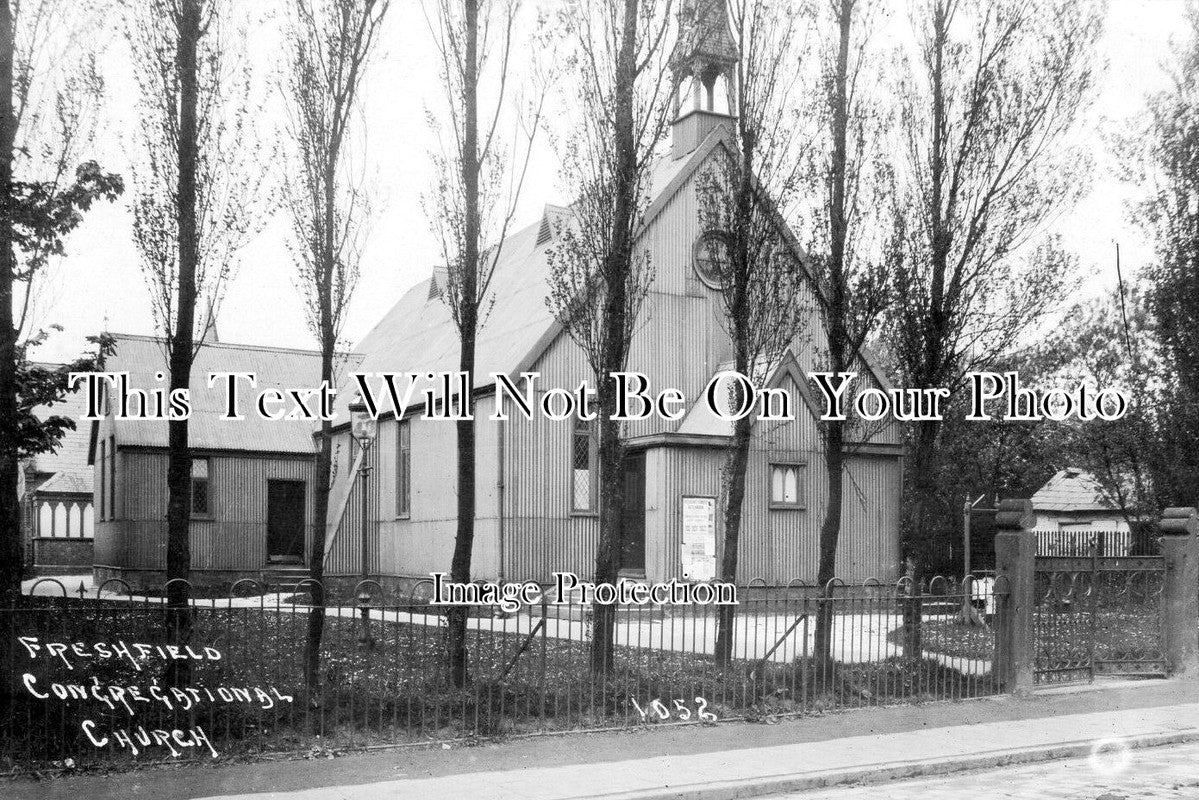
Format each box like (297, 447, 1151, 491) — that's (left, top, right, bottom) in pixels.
(993, 498, 1035, 694)
(1159, 507, 1199, 678)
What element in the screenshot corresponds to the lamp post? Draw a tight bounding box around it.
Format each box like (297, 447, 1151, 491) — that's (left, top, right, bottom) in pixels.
(349, 400, 377, 648)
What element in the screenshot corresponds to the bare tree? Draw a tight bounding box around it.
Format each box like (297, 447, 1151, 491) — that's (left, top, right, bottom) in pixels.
(424, 0, 546, 688)
(693, 0, 811, 667)
(0, 1, 122, 602)
(887, 0, 1102, 582)
(281, 0, 389, 694)
(799, 0, 892, 665)
(0, 0, 121, 723)
(546, 0, 673, 675)
(125, 0, 267, 653)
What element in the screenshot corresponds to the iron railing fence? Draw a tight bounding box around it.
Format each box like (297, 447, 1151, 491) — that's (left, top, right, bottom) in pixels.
(1032, 532, 1168, 685)
(1035, 527, 1159, 558)
(1, 575, 1009, 771)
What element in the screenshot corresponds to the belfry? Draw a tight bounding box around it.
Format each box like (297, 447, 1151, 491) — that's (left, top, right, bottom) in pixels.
(670, 0, 739, 158)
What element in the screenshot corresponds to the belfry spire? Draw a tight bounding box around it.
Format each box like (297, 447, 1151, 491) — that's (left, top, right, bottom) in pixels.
(669, 0, 738, 157)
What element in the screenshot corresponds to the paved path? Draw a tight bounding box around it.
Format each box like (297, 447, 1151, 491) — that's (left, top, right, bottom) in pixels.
(8, 679, 1197, 800)
(184, 703, 1199, 800)
(784, 740, 1199, 799)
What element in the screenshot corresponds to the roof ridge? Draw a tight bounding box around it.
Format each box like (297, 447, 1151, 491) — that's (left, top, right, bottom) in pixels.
(111, 332, 330, 358)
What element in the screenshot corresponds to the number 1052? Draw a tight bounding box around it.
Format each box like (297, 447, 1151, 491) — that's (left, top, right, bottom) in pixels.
(629, 697, 717, 723)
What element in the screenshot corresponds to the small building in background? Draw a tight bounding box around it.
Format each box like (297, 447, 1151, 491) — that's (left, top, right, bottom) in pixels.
(22, 374, 95, 575)
(1032, 468, 1132, 555)
(90, 333, 337, 589)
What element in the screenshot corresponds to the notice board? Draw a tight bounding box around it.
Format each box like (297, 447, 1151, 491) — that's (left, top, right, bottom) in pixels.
(681, 495, 716, 580)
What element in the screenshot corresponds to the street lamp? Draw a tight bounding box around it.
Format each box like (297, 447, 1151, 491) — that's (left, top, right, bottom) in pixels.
(349, 400, 377, 648)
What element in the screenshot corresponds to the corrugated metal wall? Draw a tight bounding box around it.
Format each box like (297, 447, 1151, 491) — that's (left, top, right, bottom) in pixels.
(327, 412, 501, 580)
(649, 444, 900, 585)
(502, 389, 599, 581)
(93, 449, 315, 572)
(315, 145, 902, 586)
(492, 152, 901, 585)
(324, 438, 379, 576)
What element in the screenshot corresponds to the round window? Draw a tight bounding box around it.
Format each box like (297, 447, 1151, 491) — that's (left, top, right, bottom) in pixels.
(693, 230, 731, 289)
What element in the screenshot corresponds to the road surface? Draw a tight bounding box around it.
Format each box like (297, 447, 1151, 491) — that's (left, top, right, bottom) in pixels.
(778, 740, 1199, 799)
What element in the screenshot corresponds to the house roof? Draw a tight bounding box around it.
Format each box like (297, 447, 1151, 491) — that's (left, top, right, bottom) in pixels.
(1031, 469, 1117, 513)
(27, 374, 93, 496)
(96, 333, 356, 455)
(36, 470, 91, 494)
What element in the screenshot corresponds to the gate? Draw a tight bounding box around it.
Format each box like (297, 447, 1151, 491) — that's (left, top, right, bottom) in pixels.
(1033, 535, 1167, 684)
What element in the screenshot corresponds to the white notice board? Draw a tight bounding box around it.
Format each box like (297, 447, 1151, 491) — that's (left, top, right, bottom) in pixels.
(681, 496, 716, 581)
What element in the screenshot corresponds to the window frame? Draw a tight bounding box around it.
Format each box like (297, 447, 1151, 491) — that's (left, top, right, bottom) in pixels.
(768, 461, 807, 510)
(108, 435, 117, 519)
(570, 417, 598, 515)
(190, 456, 212, 518)
(98, 439, 106, 520)
(395, 420, 411, 519)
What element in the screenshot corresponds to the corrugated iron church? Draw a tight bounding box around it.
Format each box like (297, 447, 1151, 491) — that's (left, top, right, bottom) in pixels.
(320, 3, 904, 589)
(90, 3, 903, 591)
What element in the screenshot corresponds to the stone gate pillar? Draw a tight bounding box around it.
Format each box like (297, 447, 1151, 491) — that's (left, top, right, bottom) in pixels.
(1159, 507, 1199, 678)
(993, 498, 1036, 694)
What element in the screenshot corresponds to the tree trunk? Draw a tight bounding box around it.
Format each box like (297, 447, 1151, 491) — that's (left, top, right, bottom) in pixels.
(714, 106, 758, 669)
(814, 418, 844, 665)
(446, 0, 480, 689)
(591, 403, 624, 675)
(589, 0, 640, 677)
(900, 417, 939, 655)
(447, 335, 476, 688)
(165, 0, 202, 681)
(901, 0, 949, 586)
(303, 361, 333, 692)
(813, 0, 853, 671)
(0, 0, 19, 727)
(0, 0, 18, 606)
(714, 410, 751, 667)
(302, 36, 347, 692)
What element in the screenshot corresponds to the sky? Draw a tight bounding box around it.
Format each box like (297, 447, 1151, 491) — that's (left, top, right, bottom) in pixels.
(27, 0, 1192, 363)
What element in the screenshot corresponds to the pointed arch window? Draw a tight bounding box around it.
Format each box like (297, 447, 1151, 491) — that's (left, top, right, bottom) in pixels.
(769, 463, 806, 509)
(395, 420, 411, 517)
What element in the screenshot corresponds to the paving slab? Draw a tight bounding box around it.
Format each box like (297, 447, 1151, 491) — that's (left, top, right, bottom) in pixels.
(7, 678, 1199, 800)
(788, 739, 1199, 799)
(188, 702, 1199, 800)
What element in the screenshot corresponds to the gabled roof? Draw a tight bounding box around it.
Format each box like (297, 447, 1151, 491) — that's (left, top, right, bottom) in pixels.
(36, 470, 91, 495)
(340, 121, 893, 424)
(676, 353, 817, 437)
(334, 127, 729, 424)
(340, 212, 551, 418)
(27, 374, 92, 496)
(1032, 469, 1117, 513)
(94, 333, 357, 455)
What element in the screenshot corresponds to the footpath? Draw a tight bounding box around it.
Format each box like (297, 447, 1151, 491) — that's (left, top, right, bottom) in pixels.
(9, 679, 1199, 800)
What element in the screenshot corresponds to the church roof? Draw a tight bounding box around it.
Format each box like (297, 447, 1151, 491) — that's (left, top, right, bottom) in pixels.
(333, 125, 730, 425)
(93, 333, 360, 455)
(337, 120, 893, 429)
(27, 377, 93, 496)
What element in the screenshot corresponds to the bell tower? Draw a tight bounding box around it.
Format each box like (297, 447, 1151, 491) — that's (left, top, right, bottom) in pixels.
(669, 0, 738, 159)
